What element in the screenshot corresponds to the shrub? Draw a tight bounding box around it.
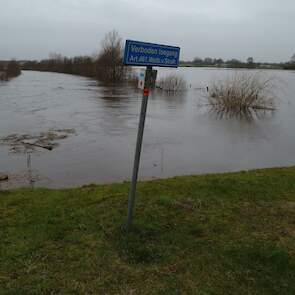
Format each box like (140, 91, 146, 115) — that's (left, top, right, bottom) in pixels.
(207, 72, 276, 112)
(156, 75, 187, 92)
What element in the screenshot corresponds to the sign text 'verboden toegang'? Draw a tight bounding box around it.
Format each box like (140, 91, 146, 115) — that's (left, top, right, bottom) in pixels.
(123, 40, 180, 68)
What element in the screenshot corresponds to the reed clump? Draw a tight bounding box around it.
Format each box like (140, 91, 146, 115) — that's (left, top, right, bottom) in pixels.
(157, 75, 187, 92)
(207, 72, 276, 112)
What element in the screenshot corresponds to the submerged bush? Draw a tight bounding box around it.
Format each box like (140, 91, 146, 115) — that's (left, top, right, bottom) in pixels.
(207, 72, 276, 113)
(156, 75, 187, 92)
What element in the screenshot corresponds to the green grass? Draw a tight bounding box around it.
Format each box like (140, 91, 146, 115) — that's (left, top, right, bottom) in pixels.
(1, 167, 295, 294)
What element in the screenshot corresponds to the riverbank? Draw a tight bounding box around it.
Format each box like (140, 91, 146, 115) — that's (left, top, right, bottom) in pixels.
(1, 166, 295, 294)
(0, 71, 21, 81)
(0, 60, 21, 80)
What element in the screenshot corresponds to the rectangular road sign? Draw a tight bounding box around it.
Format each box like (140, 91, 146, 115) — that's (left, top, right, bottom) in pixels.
(123, 40, 180, 68)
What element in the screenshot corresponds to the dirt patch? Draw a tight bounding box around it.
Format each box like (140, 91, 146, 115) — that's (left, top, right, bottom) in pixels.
(279, 201, 295, 210)
(0, 129, 75, 153)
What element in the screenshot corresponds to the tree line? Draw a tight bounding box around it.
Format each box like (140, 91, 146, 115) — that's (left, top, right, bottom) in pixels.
(20, 30, 295, 81)
(181, 54, 295, 70)
(22, 30, 126, 83)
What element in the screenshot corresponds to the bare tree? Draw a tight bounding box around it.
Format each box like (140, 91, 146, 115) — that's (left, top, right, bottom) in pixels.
(96, 30, 125, 83)
(290, 53, 295, 64)
(192, 57, 203, 65)
(247, 57, 254, 64)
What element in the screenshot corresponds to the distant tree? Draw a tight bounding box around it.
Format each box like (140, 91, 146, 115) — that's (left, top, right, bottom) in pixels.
(204, 57, 213, 65)
(96, 30, 125, 83)
(215, 58, 224, 65)
(192, 57, 203, 65)
(291, 54, 295, 64)
(247, 57, 254, 64)
(226, 59, 242, 67)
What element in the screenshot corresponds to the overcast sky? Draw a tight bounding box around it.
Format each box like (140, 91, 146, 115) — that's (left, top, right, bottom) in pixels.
(1, 0, 294, 62)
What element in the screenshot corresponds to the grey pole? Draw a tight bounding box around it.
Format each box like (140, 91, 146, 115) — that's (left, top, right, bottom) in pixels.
(125, 66, 153, 232)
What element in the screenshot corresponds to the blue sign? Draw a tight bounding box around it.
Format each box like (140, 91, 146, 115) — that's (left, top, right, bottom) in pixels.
(123, 40, 180, 68)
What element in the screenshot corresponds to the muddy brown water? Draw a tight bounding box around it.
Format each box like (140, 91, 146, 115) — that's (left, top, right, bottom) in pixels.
(0, 69, 295, 188)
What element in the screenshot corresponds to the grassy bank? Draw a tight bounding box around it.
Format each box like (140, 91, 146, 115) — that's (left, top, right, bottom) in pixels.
(1, 167, 295, 294)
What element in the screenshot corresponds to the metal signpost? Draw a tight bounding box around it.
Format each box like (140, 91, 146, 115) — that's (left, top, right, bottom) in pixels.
(123, 40, 180, 231)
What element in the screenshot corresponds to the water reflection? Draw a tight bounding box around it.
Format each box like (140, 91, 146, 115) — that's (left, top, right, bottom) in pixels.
(152, 88, 187, 101)
(99, 85, 134, 101)
(208, 106, 276, 122)
(149, 89, 187, 116)
(94, 85, 140, 136)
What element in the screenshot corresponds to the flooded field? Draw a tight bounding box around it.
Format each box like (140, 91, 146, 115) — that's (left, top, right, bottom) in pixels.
(0, 68, 295, 188)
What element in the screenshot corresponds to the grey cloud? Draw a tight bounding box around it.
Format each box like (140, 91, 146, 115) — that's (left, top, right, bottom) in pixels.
(0, 0, 294, 62)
